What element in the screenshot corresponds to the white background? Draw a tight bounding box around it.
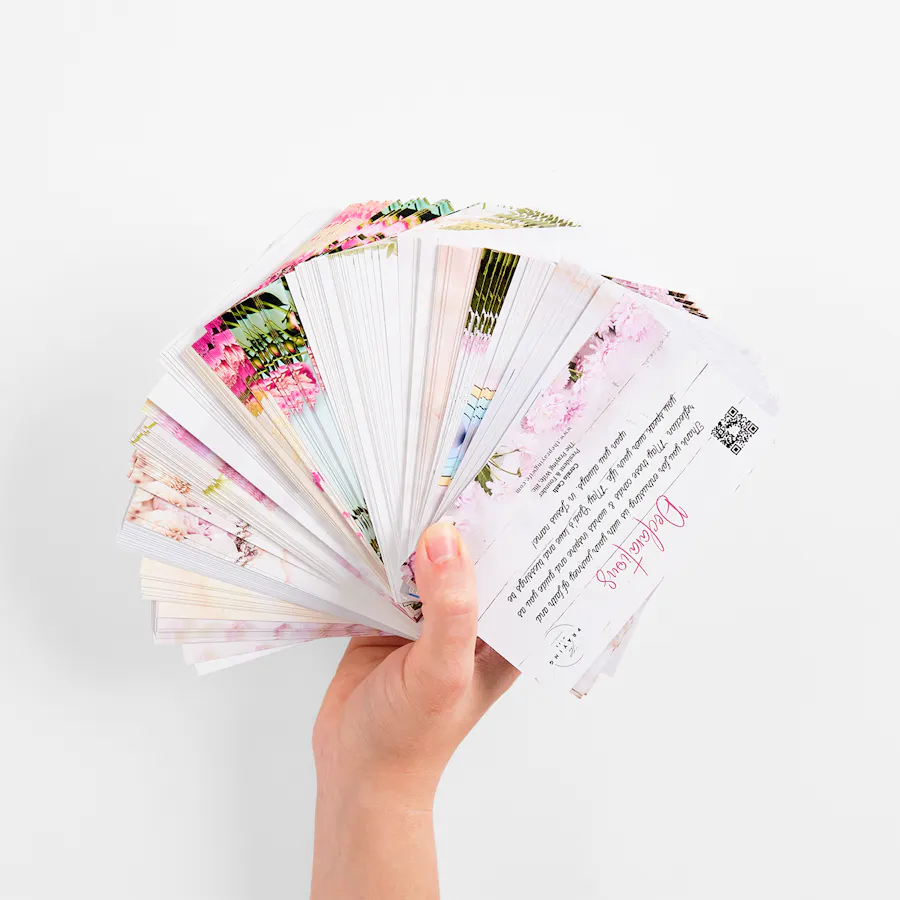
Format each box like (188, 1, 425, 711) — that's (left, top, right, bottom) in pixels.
(1, 2, 898, 898)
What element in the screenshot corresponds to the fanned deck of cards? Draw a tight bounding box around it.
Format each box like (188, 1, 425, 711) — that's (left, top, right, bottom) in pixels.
(118, 199, 777, 695)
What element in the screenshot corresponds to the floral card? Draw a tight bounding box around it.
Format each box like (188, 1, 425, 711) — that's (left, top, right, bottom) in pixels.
(456, 300, 774, 691)
(119, 197, 775, 691)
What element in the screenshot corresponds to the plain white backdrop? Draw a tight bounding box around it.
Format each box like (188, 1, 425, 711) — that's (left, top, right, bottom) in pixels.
(1, 2, 898, 898)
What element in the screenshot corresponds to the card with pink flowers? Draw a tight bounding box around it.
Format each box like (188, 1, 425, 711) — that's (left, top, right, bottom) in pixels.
(119, 198, 776, 693)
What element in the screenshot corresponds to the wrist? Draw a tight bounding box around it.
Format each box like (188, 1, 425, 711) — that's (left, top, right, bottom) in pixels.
(318, 772, 437, 814)
(312, 769, 440, 900)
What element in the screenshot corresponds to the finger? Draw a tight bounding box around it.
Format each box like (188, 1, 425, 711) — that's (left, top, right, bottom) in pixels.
(340, 636, 409, 676)
(321, 637, 410, 710)
(405, 521, 479, 705)
(343, 635, 409, 656)
(474, 638, 520, 704)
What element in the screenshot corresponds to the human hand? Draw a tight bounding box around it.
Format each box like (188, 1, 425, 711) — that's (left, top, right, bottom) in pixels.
(310, 522, 518, 898)
(312, 520, 519, 808)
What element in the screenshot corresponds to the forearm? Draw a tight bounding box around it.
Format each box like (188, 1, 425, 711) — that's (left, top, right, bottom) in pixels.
(311, 780, 439, 900)
(309, 523, 517, 896)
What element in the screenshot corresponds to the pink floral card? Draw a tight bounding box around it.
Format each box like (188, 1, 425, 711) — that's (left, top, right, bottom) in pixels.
(455, 297, 775, 690)
(120, 198, 776, 688)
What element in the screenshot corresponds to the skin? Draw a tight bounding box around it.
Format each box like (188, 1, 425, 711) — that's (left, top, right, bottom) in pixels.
(311, 521, 519, 900)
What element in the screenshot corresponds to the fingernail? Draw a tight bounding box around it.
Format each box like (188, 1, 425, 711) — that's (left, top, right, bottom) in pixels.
(423, 521, 460, 565)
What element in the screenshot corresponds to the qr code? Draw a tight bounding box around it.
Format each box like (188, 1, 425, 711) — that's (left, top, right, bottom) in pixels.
(712, 406, 758, 455)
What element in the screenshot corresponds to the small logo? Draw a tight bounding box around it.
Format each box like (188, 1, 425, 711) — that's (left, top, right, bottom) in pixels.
(546, 624, 583, 667)
(712, 406, 758, 455)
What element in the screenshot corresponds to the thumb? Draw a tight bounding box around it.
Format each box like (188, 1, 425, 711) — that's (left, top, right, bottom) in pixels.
(405, 521, 479, 705)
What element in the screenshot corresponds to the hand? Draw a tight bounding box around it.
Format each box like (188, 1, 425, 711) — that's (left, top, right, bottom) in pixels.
(313, 520, 519, 802)
(311, 521, 518, 899)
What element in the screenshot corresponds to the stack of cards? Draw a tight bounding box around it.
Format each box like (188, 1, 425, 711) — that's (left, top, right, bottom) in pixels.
(118, 199, 776, 694)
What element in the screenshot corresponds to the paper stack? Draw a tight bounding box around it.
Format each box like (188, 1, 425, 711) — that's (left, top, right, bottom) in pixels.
(118, 199, 776, 693)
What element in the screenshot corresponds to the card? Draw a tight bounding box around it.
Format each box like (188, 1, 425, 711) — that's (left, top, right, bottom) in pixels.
(117, 198, 775, 694)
